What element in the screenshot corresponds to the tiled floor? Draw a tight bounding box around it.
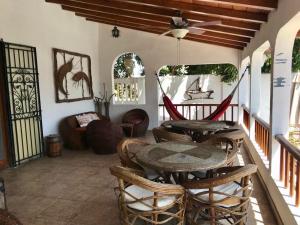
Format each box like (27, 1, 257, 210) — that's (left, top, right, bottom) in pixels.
(0, 133, 277, 225)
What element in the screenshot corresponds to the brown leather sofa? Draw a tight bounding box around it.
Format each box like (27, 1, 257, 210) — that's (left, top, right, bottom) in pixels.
(59, 112, 108, 150)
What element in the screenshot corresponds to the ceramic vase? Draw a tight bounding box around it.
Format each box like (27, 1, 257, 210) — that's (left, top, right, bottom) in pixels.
(95, 101, 103, 115)
(104, 102, 110, 119)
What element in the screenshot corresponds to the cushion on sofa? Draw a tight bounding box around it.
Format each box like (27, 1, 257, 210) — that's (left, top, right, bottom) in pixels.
(76, 113, 100, 127)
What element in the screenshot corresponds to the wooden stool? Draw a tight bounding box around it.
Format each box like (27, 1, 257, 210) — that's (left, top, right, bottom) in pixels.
(46, 135, 62, 157)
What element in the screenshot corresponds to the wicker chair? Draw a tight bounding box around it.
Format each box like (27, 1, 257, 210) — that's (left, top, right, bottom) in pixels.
(110, 166, 185, 225)
(182, 164, 257, 225)
(190, 137, 239, 180)
(152, 127, 193, 143)
(117, 138, 150, 170)
(122, 109, 149, 137)
(201, 137, 239, 166)
(197, 123, 245, 148)
(210, 128, 245, 148)
(117, 138, 164, 181)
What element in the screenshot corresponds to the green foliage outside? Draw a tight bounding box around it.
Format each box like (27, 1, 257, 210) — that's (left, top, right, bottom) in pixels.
(261, 53, 272, 73)
(292, 38, 300, 72)
(159, 64, 238, 84)
(261, 38, 300, 73)
(114, 53, 145, 79)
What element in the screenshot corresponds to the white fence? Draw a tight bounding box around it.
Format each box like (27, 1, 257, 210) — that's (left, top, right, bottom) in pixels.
(113, 77, 145, 104)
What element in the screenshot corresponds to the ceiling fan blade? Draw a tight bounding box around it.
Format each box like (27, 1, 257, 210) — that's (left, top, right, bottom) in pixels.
(160, 30, 172, 36)
(188, 28, 205, 35)
(190, 20, 222, 28)
(172, 17, 183, 25)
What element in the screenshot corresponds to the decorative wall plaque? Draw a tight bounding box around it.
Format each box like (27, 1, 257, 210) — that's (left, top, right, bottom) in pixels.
(53, 48, 93, 103)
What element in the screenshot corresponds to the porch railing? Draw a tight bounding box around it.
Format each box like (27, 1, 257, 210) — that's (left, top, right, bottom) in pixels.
(242, 105, 250, 130)
(113, 77, 145, 104)
(253, 114, 271, 160)
(276, 135, 300, 207)
(159, 103, 238, 122)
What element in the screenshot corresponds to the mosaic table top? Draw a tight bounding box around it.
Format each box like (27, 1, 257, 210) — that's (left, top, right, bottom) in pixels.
(136, 142, 227, 172)
(162, 120, 236, 132)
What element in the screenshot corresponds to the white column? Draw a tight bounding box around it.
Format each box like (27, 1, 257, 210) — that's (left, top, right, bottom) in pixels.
(270, 25, 297, 179)
(249, 51, 263, 140)
(238, 58, 250, 125)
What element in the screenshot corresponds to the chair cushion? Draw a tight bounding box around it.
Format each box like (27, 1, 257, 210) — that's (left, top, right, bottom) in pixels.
(124, 185, 176, 211)
(76, 113, 100, 127)
(143, 168, 160, 181)
(194, 219, 230, 225)
(190, 171, 207, 179)
(189, 182, 242, 207)
(128, 118, 143, 125)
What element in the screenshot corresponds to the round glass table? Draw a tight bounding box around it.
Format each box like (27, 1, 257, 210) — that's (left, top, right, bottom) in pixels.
(162, 120, 238, 142)
(136, 141, 227, 183)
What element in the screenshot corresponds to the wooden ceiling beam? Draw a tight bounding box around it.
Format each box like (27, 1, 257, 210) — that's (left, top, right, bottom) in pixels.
(190, 0, 277, 11)
(107, 0, 268, 22)
(62, 5, 255, 37)
(45, 0, 268, 23)
(86, 17, 244, 49)
(46, 0, 261, 31)
(78, 13, 246, 47)
(61, 5, 254, 38)
(72, 10, 250, 43)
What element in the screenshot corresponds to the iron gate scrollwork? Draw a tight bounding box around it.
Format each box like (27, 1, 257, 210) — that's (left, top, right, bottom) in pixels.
(0, 41, 43, 166)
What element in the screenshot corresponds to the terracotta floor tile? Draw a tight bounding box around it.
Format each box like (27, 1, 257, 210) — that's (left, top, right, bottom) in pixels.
(38, 199, 81, 221)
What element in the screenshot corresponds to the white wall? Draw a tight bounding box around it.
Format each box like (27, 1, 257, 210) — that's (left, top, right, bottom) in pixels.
(98, 24, 240, 128)
(0, 0, 100, 136)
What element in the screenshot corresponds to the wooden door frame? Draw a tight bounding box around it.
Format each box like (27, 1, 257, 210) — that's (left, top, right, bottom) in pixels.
(0, 41, 10, 169)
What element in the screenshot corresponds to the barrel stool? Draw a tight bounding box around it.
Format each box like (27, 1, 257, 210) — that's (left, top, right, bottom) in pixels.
(46, 135, 62, 157)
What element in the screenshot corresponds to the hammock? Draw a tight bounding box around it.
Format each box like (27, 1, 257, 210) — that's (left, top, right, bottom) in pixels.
(157, 66, 249, 121)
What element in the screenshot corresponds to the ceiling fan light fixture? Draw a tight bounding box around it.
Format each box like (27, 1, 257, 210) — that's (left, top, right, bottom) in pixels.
(171, 29, 189, 39)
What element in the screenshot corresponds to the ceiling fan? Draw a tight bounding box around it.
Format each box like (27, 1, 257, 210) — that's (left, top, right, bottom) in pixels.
(160, 11, 222, 39)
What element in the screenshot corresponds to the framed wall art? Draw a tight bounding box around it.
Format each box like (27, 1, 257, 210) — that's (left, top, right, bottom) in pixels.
(53, 48, 93, 103)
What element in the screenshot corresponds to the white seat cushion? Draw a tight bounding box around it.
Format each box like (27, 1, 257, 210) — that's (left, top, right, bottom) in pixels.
(190, 171, 207, 179)
(124, 185, 176, 211)
(189, 182, 242, 207)
(144, 168, 160, 180)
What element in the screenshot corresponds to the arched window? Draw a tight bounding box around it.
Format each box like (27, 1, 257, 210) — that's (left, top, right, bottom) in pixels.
(112, 53, 145, 104)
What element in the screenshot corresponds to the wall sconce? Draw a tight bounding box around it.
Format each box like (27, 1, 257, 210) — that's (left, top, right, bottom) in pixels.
(112, 26, 120, 38)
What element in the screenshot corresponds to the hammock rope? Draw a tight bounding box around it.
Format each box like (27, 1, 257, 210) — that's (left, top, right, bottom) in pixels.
(157, 66, 249, 121)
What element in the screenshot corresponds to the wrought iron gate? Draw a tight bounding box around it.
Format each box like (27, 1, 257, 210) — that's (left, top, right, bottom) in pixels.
(0, 41, 43, 166)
